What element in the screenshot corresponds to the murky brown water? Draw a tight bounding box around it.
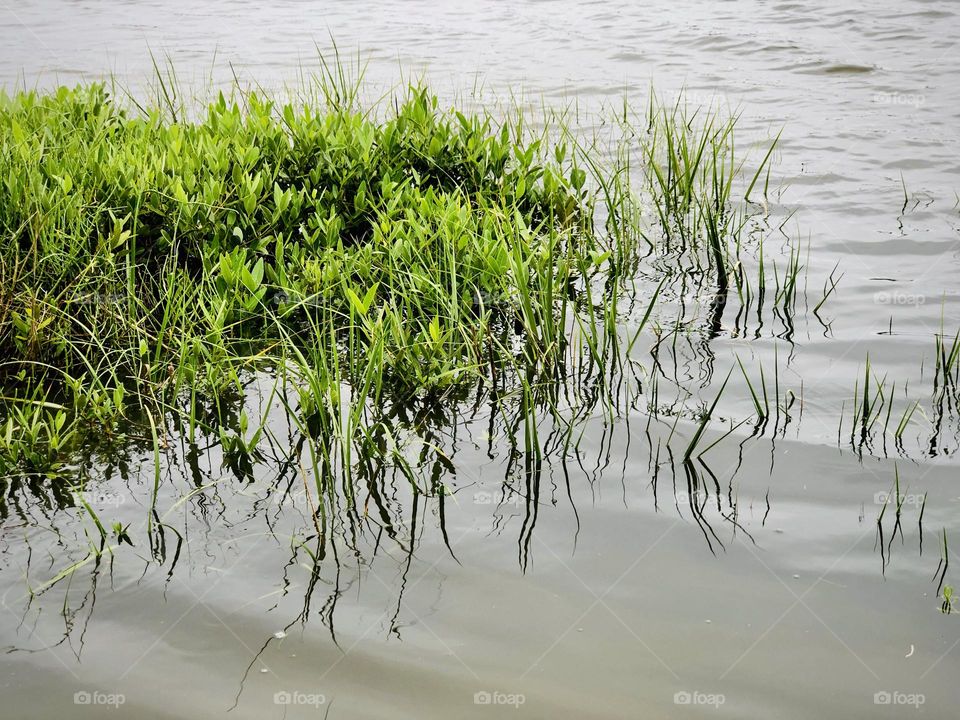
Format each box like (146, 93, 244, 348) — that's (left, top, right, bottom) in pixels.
(2, 1, 960, 718)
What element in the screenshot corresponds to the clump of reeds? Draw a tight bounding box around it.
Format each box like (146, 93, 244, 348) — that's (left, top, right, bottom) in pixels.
(0, 71, 640, 483)
(0, 68, 813, 569)
(837, 329, 960, 459)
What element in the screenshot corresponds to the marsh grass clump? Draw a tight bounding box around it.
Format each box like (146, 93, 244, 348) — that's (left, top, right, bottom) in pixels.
(0, 72, 825, 560)
(622, 94, 830, 362)
(837, 330, 960, 459)
(0, 78, 614, 480)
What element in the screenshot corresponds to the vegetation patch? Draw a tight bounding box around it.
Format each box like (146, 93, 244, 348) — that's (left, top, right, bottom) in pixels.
(0, 78, 627, 482)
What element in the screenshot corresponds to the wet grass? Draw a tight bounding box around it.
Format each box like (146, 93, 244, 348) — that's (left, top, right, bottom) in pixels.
(838, 329, 960, 458)
(3, 64, 947, 611)
(0, 75, 622, 483)
(0, 67, 810, 496)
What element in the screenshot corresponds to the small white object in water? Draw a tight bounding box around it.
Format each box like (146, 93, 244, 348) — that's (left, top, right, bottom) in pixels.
(793, 574, 800, 579)
(274, 631, 287, 639)
(905, 645, 915, 658)
(260, 668, 269, 674)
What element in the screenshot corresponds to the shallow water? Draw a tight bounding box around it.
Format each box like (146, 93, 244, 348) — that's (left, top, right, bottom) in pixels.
(2, 1, 960, 718)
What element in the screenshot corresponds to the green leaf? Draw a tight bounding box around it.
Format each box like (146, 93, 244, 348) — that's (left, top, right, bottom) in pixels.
(571, 168, 586, 191)
(345, 283, 379, 316)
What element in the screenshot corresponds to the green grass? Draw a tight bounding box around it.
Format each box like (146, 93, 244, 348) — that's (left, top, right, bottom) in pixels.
(838, 330, 960, 458)
(6, 70, 960, 611)
(0, 76, 632, 482)
(0, 69, 838, 541)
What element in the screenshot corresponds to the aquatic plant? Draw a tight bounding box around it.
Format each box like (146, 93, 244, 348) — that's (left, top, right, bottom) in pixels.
(838, 329, 960, 459)
(0, 68, 831, 598)
(942, 585, 954, 614)
(0, 78, 617, 477)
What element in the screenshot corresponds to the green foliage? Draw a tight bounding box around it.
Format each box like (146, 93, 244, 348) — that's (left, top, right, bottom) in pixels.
(0, 80, 603, 477)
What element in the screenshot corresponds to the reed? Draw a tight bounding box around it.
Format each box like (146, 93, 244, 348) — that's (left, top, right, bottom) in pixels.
(0, 69, 817, 573)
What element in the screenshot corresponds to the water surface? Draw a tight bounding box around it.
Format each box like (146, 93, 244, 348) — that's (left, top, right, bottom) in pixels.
(1, 1, 959, 718)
